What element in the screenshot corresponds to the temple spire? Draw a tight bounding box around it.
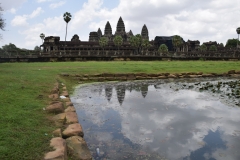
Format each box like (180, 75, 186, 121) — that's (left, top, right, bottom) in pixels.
(115, 16, 125, 35)
(98, 28, 102, 36)
(104, 21, 112, 36)
(141, 24, 149, 40)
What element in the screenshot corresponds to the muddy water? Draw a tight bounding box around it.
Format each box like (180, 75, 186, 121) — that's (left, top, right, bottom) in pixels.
(71, 78, 240, 160)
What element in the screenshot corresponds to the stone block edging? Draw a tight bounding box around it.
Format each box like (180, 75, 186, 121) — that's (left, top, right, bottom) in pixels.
(69, 70, 240, 82)
(44, 83, 92, 160)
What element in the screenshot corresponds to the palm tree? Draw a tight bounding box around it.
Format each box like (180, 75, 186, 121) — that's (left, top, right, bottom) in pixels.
(158, 44, 168, 55)
(40, 33, 45, 43)
(236, 27, 240, 49)
(129, 35, 144, 55)
(172, 35, 183, 52)
(129, 36, 138, 55)
(199, 44, 207, 52)
(99, 37, 108, 54)
(209, 45, 217, 51)
(63, 12, 72, 54)
(142, 39, 151, 55)
(113, 35, 123, 55)
(135, 34, 142, 54)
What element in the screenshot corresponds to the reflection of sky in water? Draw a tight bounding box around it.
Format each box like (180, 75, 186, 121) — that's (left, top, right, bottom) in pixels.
(71, 79, 240, 160)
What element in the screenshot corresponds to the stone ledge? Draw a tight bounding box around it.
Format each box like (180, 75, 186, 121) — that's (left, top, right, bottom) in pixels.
(53, 113, 66, 127)
(46, 102, 64, 114)
(62, 123, 84, 138)
(66, 112, 79, 124)
(72, 70, 240, 81)
(66, 136, 92, 160)
(65, 106, 76, 112)
(44, 137, 67, 160)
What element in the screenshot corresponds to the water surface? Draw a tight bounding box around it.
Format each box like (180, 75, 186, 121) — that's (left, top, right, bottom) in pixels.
(71, 78, 240, 160)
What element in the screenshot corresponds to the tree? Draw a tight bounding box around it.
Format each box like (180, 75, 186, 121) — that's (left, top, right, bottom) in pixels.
(0, 3, 6, 39)
(40, 33, 45, 43)
(172, 35, 183, 52)
(219, 43, 224, 47)
(129, 36, 138, 54)
(199, 44, 207, 52)
(209, 45, 217, 51)
(63, 12, 72, 53)
(236, 27, 240, 48)
(225, 39, 240, 48)
(0, 47, 3, 57)
(34, 46, 41, 51)
(142, 39, 151, 55)
(99, 37, 108, 53)
(113, 35, 123, 55)
(158, 44, 168, 54)
(2, 43, 19, 57)
(129, 34, 143, 54)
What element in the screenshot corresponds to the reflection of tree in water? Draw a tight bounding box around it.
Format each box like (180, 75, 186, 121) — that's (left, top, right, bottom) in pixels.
(116, 85, 126, 105)
(105, 85, 113, 102)
(87, 137, 165, 160)
(141, 84, 148, 98)
(126, 83, 133, 92)
(98, 86, 103, 95)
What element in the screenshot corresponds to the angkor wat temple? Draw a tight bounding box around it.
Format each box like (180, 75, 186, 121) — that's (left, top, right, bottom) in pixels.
(1, 17, 239, 62)
(41, 17, 151, 54)
(41, 16, 233, 56)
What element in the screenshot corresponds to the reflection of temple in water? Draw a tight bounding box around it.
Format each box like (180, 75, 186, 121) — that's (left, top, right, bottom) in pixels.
(103, 83, 150, 104)
(141, 85, 148, 98)
(126, 84, 133, 92)
(116, 85, 126, 105)
(105, 85, 113, 102)
(98, 86, 103, 95)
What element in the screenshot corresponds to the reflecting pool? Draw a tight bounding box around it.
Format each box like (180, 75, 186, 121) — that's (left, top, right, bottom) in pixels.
(71, 78, 240, 160)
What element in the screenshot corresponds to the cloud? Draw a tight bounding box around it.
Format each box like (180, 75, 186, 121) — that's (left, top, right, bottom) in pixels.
(9, 8, 16, 14)
(49, 1, 66, 9)
(29, 7, 44, 18)
(5, 0, 240, 49)
(43, 16, 64, 31)
(17, 15, 65, 48)
(11, 7, 44, 27)
(1, 0, 26, 10)
(71, 81, 240, 159)
(70, 0, 104, 31)
(36, 0, 53, 3)
(76, 0, 240, 44)
(11, 15, 28, 26)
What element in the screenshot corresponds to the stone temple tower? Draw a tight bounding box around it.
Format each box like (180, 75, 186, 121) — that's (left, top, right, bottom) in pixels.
(141, 24, 149, 40)
(98, 28, 102, 36)
(115, 17, 126, 35)
(97, 28, 102, 39)
(104, 21, 112, 36)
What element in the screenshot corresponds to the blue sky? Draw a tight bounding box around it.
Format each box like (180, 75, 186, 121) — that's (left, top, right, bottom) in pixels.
(1, 0, 240, 49)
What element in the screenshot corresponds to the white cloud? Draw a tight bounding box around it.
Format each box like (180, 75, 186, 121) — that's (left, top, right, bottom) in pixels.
(11, 15, 28, 26)
(17, 15, 65, 48)
(9, 8, 16, 14)
(70, 0, 104, 31)
(71, 82, 240, 160)
(1, 0, 26, 10)
(3, 0, 240, 49)
(49, 1, 66, 9)
(72, 0, 240, 44)
(37, 0, 53, 3)
(43, 16, 64, 31)
(11, 7, 44, 27)
(29, 7, 44, 18)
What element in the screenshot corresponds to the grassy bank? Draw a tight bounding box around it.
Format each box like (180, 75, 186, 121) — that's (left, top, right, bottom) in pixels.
(0, 61, 239, 159)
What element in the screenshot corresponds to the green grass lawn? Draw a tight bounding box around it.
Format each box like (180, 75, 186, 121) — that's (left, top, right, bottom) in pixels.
(0, 61, 239, 160)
